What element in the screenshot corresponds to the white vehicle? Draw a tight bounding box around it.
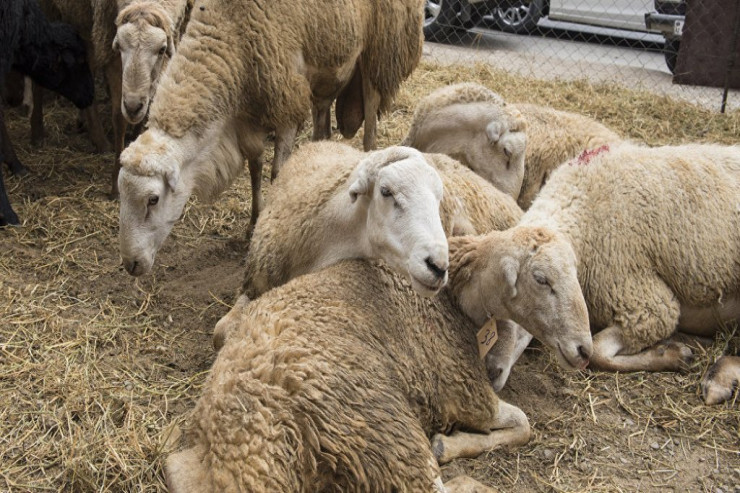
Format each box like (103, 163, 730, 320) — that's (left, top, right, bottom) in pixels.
(424, 0, 656, 39)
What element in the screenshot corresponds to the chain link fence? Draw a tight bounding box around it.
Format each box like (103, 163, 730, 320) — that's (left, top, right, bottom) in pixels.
(421, 0, 740, 112)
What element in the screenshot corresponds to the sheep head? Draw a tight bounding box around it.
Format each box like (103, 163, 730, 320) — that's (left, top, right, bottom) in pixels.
(449, 226, 592, 371)
(113, 3, 175, 124)
(348, 146, 449, 297)
(118, 129, 189, 277)
(405, 95, 526, 201)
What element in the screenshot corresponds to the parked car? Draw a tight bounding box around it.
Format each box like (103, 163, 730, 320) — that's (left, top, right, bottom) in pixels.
(424, 0, 658, 40)
(644, 0, 686, 73)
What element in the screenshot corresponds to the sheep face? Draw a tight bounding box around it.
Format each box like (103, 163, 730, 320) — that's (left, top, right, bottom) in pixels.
(498, 228, 592, 370)
(408, 103, 526, 200)
(118, 130, 188, 276)
(113, 16, 172, 124)
(349, 147, 449, 297)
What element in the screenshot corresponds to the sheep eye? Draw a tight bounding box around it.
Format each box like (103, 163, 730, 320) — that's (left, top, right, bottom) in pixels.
(504, 147, 512, 158)
(159, 46, 167, 56)
(380, 186, 393, 198)
(147, 195, 159, 207)
(534, 272, 548, 286)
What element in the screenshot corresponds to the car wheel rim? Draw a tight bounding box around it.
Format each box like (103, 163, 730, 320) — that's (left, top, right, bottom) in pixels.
(424, 1, 443, 27)
(495, 4, 531, 27)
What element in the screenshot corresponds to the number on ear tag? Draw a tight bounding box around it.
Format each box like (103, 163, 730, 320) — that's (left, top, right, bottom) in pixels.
(476, 318, 498, 359)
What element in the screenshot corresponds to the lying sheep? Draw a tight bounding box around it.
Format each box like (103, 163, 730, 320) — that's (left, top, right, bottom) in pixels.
(34, 0, 192, 197)
(0, 0, 93, 226)
(402, 83, 527, 201)
(166, 226, 594, 491)
(403, 83, 621, 209)
(508, 143, 739, 404)
(238, 141, 522, 301)
(118, 0, 424, 276)
(216, 141, 534, 392)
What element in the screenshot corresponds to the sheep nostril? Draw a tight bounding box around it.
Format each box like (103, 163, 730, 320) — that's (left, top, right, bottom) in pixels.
(424, 257, 447, 280)
(578, 345, 591, 361)
(125, 260, 138, 275)
(124, 100, 144, 115)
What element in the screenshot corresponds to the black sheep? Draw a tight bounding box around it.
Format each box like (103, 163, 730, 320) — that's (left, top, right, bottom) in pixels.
(0, 0, 94, 226)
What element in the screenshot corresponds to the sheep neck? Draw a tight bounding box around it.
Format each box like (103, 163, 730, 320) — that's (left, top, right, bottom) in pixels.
(310, 193, 373, 272)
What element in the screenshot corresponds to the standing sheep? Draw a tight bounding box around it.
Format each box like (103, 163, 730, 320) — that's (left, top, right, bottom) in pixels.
(0, 0, 94, 226)
(118, 0, 424, 276)
(402, 83, 621, 208)
(34, 0, 193, 197)
(506, 143, 740, 404)
(166, 238, 593, 491)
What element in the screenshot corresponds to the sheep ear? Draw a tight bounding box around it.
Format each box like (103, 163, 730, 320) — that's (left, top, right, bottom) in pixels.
(486, 121, 505, 143)
(164, 166, 180, 191)
(501, 256, 519, 298)
(348, 146, 422, 202)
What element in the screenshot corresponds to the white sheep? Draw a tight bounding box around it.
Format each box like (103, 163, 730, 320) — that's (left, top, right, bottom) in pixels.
(117, 0, 424, 276)
(34, 0, 192, 197)
(166, 224, 594, 490)
(237, 141, 522, 301)
(402, 82, 622, 209)
(503, 142, 740, 404)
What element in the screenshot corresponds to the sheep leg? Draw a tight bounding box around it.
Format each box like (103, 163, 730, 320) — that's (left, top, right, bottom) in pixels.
(361, 76, 381, 151)
(106, 59, 126, 199)
(310, 102, 331, 141)
(431, 400, 530, 464)
(213, 294, 251, 351)
(246, 155, 263, 241)
(485, 320, 533, 392)
(590, 326, 694, 372)
(82, 105, 111, 154)
(443, 476, 498, 493)
(589, 276, 693, 372)
(270, 126, 297, 181)
(0, 104, 27, 176)
(30, 81, 44, 147)
(701, 355, 740, 405)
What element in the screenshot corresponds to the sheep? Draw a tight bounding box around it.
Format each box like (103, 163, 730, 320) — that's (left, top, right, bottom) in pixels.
(237, 141, 522, 301)
(503, 142, 740, 405)
(117, 0, 424, 276)
(0, 0, 94, 226)
(166, 228, 594, 491)
(32, 0, 193, 198)
(402, 82, 621, 209)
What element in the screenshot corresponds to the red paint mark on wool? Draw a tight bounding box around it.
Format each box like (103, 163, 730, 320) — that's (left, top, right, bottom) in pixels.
(572, 144, 610, 166)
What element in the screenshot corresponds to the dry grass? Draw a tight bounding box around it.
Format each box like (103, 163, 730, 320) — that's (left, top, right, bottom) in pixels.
(1, 61, 738, 492)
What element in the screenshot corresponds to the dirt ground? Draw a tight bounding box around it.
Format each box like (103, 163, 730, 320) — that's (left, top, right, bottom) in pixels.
(1, 62, 738, 492)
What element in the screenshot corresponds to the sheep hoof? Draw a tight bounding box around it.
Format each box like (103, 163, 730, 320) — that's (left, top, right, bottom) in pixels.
(700, 356, 739, 405)
(657, 341, 694, 370)
(431, 434, 448, 464)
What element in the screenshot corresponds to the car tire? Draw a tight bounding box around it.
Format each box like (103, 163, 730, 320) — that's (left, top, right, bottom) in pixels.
(493, 0, 545, 34)
(664, 39, 680, 74)
(424, 0, 467, 42)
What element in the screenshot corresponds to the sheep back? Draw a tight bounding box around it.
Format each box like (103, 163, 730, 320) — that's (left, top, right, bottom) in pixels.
(148, 0, 374, 138)
(515, 103, 621, 209)
(178, 259, 499, 491)
(523, 143, 740, 349)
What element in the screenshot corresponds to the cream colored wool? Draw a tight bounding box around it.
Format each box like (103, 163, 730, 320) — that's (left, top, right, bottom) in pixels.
(522, 143, 740, 353)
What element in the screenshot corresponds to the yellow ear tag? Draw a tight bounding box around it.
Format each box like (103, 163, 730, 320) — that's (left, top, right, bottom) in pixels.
(476, 318, 498, 359)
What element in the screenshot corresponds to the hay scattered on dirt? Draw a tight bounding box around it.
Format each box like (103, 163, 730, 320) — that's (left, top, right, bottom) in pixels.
(1, 61, 738, 492)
